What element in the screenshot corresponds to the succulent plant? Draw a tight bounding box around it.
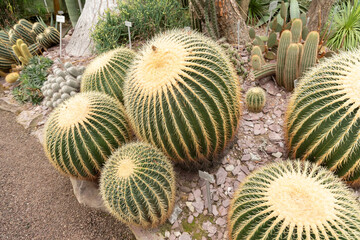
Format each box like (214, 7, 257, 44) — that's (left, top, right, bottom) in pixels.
(81, 47, 135, 103)
(5, 72, 19, 83)
(276, 30, 292, 87)
(42, 62, 86, 108)
(36, 33, 52, 49)
(290, 18, 302, 43)
(251, 55, 262, 71)
(44, 27, 60, 45)
(218, 39, 247, 76)
(228, 160, 360, 240)
(12, 39, 33, 65)
(32, 22, 45, 35)
(286, 49, 360, 186)
(245, 87, 266, 113)
(299, 31, 319, 76)
(43, 92, 133, 179)
(124, 30, 241, 167)
(100, 142, 176, 228)
(13, 23, 35, 45)
(283, 43, 300, 91)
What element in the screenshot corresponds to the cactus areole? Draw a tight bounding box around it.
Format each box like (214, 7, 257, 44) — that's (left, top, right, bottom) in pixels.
(228, 160, 360, 240)
(124, 30, 241, 167)
(286, 49, 360, 185)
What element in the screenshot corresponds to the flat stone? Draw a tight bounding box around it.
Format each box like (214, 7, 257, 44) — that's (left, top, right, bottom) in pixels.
(269, 124, 282, 132)
(269, 132, 282, 142)
(216, 167, 227, 185)
(174, 231, 181, 237)
(237, 172, 247, 182)
(254, 123, 266, 135)
(222, 199, 231, 208)
(212, 205, 218, 216)
(240, 165, 250, 175)
(193, 189, 202, 201)
(218, 206, 227, 216)
(186, 201, 194, 212)
(202, 221, 212, 231)
(225, 164, 235, 172)
(232, 165, 242, 175)
(168, 205, 182, 224)
(172, 221, 179, 229)
(241, 154, 251, 161)
(187, 215, 194, 224)
(180, 186, 192, 193)
(216, 218, 227, 227)
(192, 201, 204, 213)
(272, 152, 283, 158)
(16, 110, 43, 130)
(164, 231, 170, 238)
(265, 145, 278, 153)
(208, 225, 217, 235)
(250, 153, 261, 161)
(243, 112, 263, 121)
(0, 96, 22, 113)
(188, 193, 195, 201)
(179, 232, 192, 240)
(263, 81, 277, 95)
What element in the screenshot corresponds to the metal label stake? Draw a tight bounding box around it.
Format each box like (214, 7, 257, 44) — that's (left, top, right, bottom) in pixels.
(199, 170, 215, 214)
(267, 0, 278, 35)
(125, 21, 132, 49)
(56, 14, 65, 58)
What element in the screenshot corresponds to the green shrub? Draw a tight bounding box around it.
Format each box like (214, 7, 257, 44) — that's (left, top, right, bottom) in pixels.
(91, 0, 190, 53)
(12, 56, 53, 104)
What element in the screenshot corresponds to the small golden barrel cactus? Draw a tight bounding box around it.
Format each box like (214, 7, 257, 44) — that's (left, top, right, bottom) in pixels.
(124, 30, 241, 167)
(286, 49, 360, 185)
(43, 92, 132, 179)
(228, 160, 360, 240)
(245, 87, 266, 113)
(81, 47, 135, 103)
(5, 72, 19, 83)
(100, 142, 176, 228)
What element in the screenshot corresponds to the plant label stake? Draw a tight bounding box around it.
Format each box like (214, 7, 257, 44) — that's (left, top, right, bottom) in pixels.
(56, 14, 65, 58)
(237, 20, 240, 49)
(199, 170, 215, 214)
(267, 0, 278, 35)
(125, 21, 132, 49)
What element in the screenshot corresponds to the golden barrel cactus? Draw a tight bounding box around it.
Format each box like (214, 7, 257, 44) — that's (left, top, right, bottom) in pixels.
(124, 30, 241, 167)
(43, 92, 132, 179)
(286, 49, 360, 185)
(228, 160, 360, 240)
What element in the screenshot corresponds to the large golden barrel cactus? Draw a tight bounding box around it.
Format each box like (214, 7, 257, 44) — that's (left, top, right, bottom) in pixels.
(228, 160, 360, 240)
(81, 47, 136, 103)
(124, 30, 241, 167)
(43, 92, 132, 179)
(100, 142, 176, 228)
(286, 49, 360, 185)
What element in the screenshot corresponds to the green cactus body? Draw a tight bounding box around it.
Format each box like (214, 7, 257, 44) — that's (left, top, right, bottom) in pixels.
(254, 63, 276, 80)
(0, 41, 16, 60)
(43, 92, 133, 179)
(81, 47, 135, 103)
(290, 19, 302, 43)
(286, 49, 360, 185)
(228, 160, 360, 240)
(14, 24, 35, 45)
(251, 55, 262, 70)
(12, 45, 22, 60)
(18, 19, 33, 30)
(280, 1, 288, 23)
(264, 51, 276, 60)
(302, 26, 309, 41)
(249, 28, 256, 40)
(100, 142, 176, 228)
(251, 46, 265, 65)
(270, 18, 278, 31)
(297, 43, 303, 68)
(300, 12, 306, 26)
(32, 22, 45, 35)
(44, 27, 60, 45)
(283, 43, 299, 91)
(0, 30, 10, 42)
(299, 31, 319, 76)
(289, 0, 300, 19)
(28, 43, 41, 55)
(276, 30, 292, 87)
(9, 30, 20, 45)
(254, 36, 265, 52)
(245, 87, 266, 112)
(267, 31, 277, 49)
(36, 33, 52, 48)
(0, 57, 14, 70)
(124, 30, 241, 167)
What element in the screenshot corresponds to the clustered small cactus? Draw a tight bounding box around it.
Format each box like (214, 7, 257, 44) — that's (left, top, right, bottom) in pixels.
(100, 142, 176, 228)
(286, 49, 360, 186)
(43, 92, 133, 179)
(0, 19, 60, 71)
(228, 160, 360, 240)
(81, 47, 136, 103)
(12, 39, 33, 66)
(42, 62, 85, 108)
(218, 38, 247, 76)
(245, 87, 266, 113)
(124, 30, 241, 167)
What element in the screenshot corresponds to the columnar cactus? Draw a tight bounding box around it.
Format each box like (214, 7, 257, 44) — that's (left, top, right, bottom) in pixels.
(43, 92, 132, 179)
(100, 142, 176, 228)
(283, 43, 299, 91)
(286, 49, 360, 185)
(124, 30, 241, 167)
(245, 87, 266, 113)
(228, 160, 360, 240)
(276, 30, 292, 87)
(299, 31, 319, 76)
(290, 18, 302, 43)
(81, 47, 135, 103)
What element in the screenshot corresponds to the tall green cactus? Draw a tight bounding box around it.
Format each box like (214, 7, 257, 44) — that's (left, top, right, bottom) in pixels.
(81, 47, 136, 103)
(283, 43, 299, 91)
(43, 92, 133, 180)
(124, 30, 241, 167)
(286, 49, 360, 186)
(299, 31, 319, 76)
(228, 160, 360, 240)
(290, 18, 302, 43)
(276, 30, 292, 87)
(100, 142, 176, 228)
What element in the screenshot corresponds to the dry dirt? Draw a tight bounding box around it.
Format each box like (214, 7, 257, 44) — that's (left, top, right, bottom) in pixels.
(0, 110, 135, 240)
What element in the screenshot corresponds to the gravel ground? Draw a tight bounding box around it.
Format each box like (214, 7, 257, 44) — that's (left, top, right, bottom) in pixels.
(0, 110, 135, 240)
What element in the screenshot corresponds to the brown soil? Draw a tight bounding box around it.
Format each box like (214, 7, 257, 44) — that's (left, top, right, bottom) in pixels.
(0, 110, 135, 240)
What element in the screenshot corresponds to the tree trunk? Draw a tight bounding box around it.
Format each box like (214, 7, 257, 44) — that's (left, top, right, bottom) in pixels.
(307, 0, 336, 31)
(237, 0, 250, 21)
(217, 0, 249, 44)
(65, 0, 118, 57)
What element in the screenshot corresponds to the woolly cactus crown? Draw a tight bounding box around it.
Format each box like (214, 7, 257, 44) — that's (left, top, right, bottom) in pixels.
(124, 29, 241, 166)
(228, 160, 360, 240)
